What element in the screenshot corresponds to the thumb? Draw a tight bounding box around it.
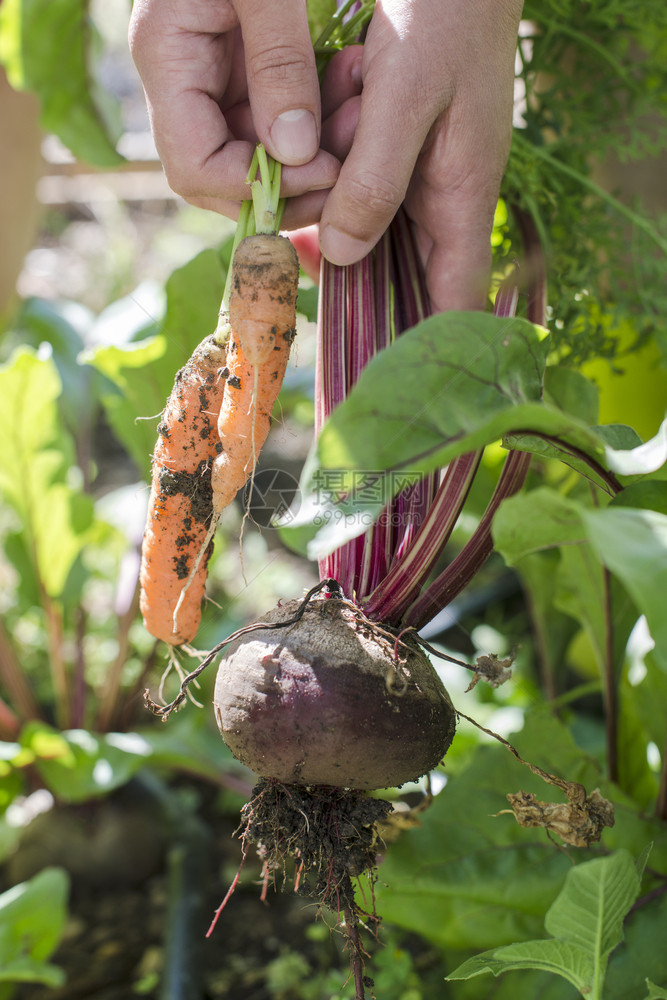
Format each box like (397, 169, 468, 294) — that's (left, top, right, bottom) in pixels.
(235, 0, 321, 165)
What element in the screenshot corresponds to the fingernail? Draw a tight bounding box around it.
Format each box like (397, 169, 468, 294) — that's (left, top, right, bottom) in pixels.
(350, 56, 363, 88)
(270, 109, 318, 164)
(320, 226, 374, 265)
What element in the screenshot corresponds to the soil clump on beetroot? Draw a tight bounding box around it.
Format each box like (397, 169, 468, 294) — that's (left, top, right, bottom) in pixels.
(239, 779, 393, 916)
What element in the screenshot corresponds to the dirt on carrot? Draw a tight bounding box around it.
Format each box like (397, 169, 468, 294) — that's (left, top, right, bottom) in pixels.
(139, 336, 228, 646)
(140, 235, 299, 648)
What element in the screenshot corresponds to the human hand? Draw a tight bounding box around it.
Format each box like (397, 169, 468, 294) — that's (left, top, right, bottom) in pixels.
(130, 0, 523, 311)
(318, 0, 524, 311)
(128, 0, 341, 229)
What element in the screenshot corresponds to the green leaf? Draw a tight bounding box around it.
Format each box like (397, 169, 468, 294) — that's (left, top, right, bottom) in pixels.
(0, 348, 64, 511)
(11, 297, 98, 436)
(283, 313, 622, 557)
(492, 488, 586, 563)
(544, 851, 639, 964)
(377, 741, 575, 951)
(581, 508, 667, 674)
(317, 313, 551, 474)
(544, 366, 599, 425)
(596, 424, 644, 454)
(0, 348, 97, 597)
(446, 951, 519, 982)
(0, 0, 123, 166)
(448, 851, 640, 998)
(447, 940, 591, 993)
(611, 481, 667, 515)
(89, 248, 228, 479)
(22, 724, 149, 801)
(605, 895, 667, 1000)
(0, 867, 68, 986)
(21, 716, 239, 802)
(616, 675, 660, 809)
(510, 550, 579, 695)
(605, 417, 667, 476)
(0, 958, 65, 986)
(645, 981, 667, 999)
(504, 422, 642, 492)
(494, 487, 638, 687)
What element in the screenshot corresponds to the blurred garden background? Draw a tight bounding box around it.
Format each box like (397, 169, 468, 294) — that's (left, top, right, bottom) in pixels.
(1, 1, 667, 998)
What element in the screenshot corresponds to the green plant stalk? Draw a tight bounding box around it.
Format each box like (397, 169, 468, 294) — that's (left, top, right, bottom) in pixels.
(0, 617, 41, 723)
(313, 0, 375, 78)
(602, 566, 619, 785)
(44, 595, 71, 730)
(96, 575, 141, 732)
(215, 144, 285, 344)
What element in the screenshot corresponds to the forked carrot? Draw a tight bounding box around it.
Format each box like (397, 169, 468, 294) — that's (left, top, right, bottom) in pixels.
(139, 336, 228, 646)
(141, 147, 298, 648)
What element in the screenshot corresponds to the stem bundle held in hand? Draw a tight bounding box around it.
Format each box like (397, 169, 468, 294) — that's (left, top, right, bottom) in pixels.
(139, 149, 297, 647)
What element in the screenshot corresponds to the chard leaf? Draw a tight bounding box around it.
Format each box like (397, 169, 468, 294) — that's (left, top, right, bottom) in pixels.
(0, 0, 123, 166)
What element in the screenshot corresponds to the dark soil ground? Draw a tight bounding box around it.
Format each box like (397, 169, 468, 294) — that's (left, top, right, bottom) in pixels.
(7, 780, 359, 1000)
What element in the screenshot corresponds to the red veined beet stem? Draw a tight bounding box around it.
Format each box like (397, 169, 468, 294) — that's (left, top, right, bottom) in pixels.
(362, 260, 524, 623)
(362, 451, 483, 624)
(403, 449, 532, 630)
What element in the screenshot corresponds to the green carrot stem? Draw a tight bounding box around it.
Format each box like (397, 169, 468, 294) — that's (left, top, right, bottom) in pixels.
(215, 144, 285, 342)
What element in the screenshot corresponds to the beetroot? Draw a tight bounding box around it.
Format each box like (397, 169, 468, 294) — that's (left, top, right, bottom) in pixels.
(213, 596, 456, 790)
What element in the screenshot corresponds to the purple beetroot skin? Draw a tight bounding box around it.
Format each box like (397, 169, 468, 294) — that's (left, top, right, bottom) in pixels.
(214, 597, 456, 790)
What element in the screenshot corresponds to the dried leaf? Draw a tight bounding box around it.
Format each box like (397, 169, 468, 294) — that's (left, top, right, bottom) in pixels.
(465, 653, 514, 692)
(505, 787, 615, 847)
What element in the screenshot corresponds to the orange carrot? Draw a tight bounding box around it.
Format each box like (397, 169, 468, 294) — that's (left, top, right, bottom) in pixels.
(139, 336, 228, 646)
(140, 234, 298, 648)
(211, 234, 299, 515)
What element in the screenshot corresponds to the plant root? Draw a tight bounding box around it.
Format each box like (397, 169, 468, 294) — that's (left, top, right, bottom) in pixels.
(214, 778, 392, 998)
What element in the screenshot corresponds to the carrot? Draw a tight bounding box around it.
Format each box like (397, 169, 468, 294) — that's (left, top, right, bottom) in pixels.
(141, 151, 298, 649)
(139, 335, 228, 646)
(211, 233, 299, 515)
